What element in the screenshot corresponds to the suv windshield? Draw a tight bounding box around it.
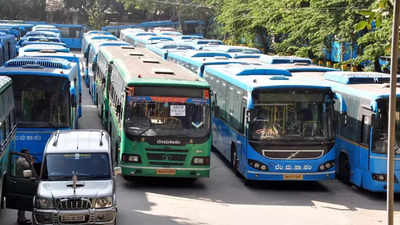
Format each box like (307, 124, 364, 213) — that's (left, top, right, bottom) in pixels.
(42, 153, 111, 181)
(249, 91, 333, 141)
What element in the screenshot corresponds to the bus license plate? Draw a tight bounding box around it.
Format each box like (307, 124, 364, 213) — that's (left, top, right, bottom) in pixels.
(61, 215, 85, 223)
(156, 169, 176, 175)
(283, 174, 303, 180)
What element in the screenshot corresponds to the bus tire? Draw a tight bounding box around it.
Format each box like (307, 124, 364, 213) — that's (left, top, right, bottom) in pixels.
(115, 143, 120, 164)
(231, 146, 239, 176)
(338, 154, 350, 184)
(122, 175, 135, 182)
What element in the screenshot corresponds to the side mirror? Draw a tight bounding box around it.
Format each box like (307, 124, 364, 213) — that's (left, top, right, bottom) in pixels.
(71, 94, 77, 107)
(23, 170, 32, 178)
(114, 167, 122, 176)
(246, 110, 252, 124)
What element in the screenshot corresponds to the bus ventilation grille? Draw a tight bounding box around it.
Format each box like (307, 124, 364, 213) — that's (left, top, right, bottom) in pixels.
(5, 57, 70, 69)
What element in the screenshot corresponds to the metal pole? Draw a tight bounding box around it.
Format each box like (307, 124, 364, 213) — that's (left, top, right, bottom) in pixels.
(387, 1, 400, 225)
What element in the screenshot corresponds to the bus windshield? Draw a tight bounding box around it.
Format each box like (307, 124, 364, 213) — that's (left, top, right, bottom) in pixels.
(125, 100, 210, 138)
(11, 75, 70, 128)
(373, 99, 400, 154)
(42, 153, 111, 181)
(249, 92, 333, 141)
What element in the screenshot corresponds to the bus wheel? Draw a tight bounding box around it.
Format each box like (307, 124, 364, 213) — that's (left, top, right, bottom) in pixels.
(339, 154, 350, 184)
(231, 147, 239, 175)
(122, 175, 135, 182)
(115, 143, 120, 164)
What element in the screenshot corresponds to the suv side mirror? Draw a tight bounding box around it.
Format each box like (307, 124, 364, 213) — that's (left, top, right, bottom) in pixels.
(114, 167, 122, 176)
(23, 170, 33, 178)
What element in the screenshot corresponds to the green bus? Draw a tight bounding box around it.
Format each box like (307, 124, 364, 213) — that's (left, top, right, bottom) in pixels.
(106, 47, 211, 179)
(0, 76, 16, 205)
(96, 45, 136, 127)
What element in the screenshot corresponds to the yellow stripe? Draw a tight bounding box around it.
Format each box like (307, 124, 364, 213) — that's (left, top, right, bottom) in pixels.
(337, 136, 369, 150)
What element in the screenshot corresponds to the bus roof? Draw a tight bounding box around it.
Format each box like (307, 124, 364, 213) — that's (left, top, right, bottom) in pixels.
(259, 63, 337, 73)
(258, 55, 313, 64)
(99, 45, 135, 63)
(204, 64, 329, 91)
(112, 48, 209, 87)
(20, 44, 70, 53)
(324, 71, 398, 84)
(0, 57, 77, 81)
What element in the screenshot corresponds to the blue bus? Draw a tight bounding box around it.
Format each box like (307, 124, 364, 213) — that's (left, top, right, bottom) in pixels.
(81, 30, 112, 54)
(189, 39, 225, 50)
(147, 41, 195, 59)
(121, 32, 157, 47)
(82, 34, 118, 61)
(19, 51, 83, 118)
(18, 44, 70, 55)
(0, 25, 22, 40)
(24, 31, 60, 38)
(0, 76, 16, 206)
(119, 28, 145, 42)
(86, 40, 130, 103)
(203, 64, 336, 181)
(258, 55, 313, 65)
(0, 57, 80, 169)
(323, 71, 400, 192)
(54, 24, 86, 49)
(0, 32, 17, 61)
(135, 35, 174, 47)
(166, 50, 233, 72)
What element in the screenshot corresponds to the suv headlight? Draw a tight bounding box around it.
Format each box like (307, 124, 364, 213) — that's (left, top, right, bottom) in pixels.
(36, 197, 55, 209)
(94, 197, 113, 208)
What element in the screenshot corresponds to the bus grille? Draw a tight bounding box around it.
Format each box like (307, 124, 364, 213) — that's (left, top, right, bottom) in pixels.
(56, 198, 92, 210)
(146, 149, 187, 166)
(262, 150, 324, 159)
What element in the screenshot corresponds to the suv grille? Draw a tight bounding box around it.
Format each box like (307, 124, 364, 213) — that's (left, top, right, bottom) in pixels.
(56, 198, 92, 210)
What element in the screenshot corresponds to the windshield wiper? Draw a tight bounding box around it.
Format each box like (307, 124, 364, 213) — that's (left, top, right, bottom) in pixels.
(136, 127, 152, 136)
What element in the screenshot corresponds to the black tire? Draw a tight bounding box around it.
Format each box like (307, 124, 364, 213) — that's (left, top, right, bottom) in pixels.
(115, 143, 120, 164)
(338, 154, 351, 184)
(122, 175, 135, 181)
(231, 147, 239, 175)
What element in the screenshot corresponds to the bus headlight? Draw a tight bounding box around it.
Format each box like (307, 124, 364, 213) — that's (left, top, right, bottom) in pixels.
(248, 159, 268, 171)
(192, 157, 210, 165)
(122, 154, 141, 163)
(36, 197, 54, 209)
(318, 160, 335, 171)
(94, 197, 113, 208)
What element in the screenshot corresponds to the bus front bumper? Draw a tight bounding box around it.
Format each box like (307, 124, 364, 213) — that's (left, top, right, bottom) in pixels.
(33, 207, 117, 225)
(362, 171, 400, 192)
(120, 164, 210, 178)
(245, 170, 335, 181)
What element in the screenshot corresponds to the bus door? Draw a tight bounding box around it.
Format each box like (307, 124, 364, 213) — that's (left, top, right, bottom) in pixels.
(3, 152, 38, 211)
(359, 107, 373, 172)
(238, 97, 248, 172)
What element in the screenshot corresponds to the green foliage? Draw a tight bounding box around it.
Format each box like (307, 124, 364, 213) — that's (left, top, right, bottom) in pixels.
(0, 0, 46, 20)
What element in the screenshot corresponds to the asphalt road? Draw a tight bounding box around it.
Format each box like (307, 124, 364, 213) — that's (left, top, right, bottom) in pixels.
(1, 61, 400, 225)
